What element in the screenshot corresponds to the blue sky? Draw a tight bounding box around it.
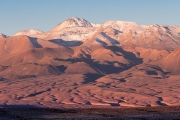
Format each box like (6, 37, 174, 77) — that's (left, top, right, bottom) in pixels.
(0, 0, 180, 35)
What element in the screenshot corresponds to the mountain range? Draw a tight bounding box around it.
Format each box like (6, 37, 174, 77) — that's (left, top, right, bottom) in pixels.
(0, 17, 180, 108)
(1, 17, 180, 77)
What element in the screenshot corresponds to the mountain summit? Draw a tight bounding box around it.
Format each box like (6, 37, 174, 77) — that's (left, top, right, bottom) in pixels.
(7, 17, 180, 50)
(51, 17, 92, 31)
(14, 29, 44, 36)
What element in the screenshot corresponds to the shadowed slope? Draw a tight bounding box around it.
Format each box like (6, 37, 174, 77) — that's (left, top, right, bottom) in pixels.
(68, 44, 142, 74)
(122, 46, 170, 63)
(0, 47, 73, 66)
(0, 63, 61, 78)
(49, 39, 83, 47)
(155, 47, 180, 74)
(116, 64, 169, 79)
(0, 35, 41, 56)
(0, 35, 67, 57)
(0, 46, 73, 78)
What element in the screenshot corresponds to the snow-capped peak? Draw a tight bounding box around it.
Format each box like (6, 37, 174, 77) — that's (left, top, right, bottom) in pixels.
(51, 17, 93, 31)
(14, 29, 44, 36)
(101, 20, 147, 33)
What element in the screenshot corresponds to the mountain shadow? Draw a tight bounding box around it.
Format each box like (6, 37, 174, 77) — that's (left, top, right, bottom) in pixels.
(29, 37, 42, 48)
(0, 104, 77, 120)
(106, 45, 142, 65)
(83, 73, 103, 84)
(49, 39, 83, 47)
(95, 38, 108, 46)
(101, 32, 120, 45)
(0, 104, 39, 108)
(54, 45, 142, 75)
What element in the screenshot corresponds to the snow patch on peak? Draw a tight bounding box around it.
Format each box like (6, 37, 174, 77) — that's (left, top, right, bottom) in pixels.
(14, 29, 44, 36)
(91, 23, 101, 27)
(70, 17, 86, 22)
(102, 20, 147, 33)
(51, 17, 93, 31)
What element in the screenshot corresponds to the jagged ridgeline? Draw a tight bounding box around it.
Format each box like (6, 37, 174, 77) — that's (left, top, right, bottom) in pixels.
(0, 17, 180, 78)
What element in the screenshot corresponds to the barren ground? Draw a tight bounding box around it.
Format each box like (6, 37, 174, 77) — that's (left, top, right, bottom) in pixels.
(1, 74, 180, 108)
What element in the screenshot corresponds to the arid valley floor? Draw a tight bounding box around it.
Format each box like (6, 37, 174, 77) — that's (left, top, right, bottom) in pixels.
(1, 73, 180, 108)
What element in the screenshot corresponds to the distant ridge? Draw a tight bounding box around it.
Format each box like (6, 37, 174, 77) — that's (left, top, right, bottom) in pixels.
(14, 29, 44, 36)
